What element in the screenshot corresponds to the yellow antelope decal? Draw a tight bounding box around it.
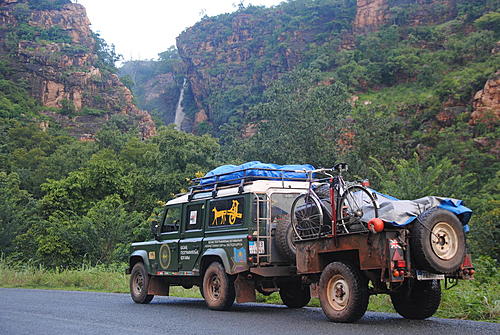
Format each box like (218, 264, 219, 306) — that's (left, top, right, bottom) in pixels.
(212, 200, 243, 225)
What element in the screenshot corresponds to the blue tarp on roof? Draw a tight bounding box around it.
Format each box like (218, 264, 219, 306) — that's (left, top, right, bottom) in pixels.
(199, 161, 315, 186)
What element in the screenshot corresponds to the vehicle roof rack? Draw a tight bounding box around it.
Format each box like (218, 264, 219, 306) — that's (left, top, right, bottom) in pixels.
(188, 166, 314, 198)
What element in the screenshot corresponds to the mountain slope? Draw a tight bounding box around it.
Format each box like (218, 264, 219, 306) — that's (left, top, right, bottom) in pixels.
(0, 0, 155, 139)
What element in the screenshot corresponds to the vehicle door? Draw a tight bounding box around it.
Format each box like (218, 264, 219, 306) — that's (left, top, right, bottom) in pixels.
(178, 201, 206, 274)
(158, 204, 181, 273)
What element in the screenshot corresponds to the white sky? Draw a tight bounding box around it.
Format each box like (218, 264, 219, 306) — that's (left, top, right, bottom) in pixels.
(76, 0, 284, 61)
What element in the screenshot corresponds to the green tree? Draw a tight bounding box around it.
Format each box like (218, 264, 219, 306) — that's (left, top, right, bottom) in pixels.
(0, 172, 37, 255)
(237, 68, 351, 167)
(369, 153, 475, 200)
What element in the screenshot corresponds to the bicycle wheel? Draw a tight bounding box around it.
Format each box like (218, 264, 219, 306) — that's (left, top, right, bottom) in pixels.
(291, 193, 324, 240)
(338, 186, 378, 234)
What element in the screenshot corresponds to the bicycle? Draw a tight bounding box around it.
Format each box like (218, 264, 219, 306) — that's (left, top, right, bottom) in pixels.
(291, 163, 379, 240)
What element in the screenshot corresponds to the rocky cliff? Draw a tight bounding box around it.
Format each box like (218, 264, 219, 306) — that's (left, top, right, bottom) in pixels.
(353, 0, 457, 33)
(174, 0, 466, 133)
(0, 0, 156, 139)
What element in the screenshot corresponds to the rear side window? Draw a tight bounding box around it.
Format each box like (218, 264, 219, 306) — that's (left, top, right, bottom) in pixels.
(209, 197, 244, 227)
(186, 203, 204, 231)
(162, 206, 181, 233)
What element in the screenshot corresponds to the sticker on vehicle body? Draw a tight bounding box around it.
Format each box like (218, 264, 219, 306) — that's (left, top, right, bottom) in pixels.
(159, 244, 171, 269)
(233, 247, 246, 263)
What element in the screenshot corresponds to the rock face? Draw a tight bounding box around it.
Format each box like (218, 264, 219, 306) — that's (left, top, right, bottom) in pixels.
(175, 0, 462, 133)
(353, 0, 457, 33)
(0, 0, 156, 139)
(353, 0, 389, 33)
(471, 71, 500, 127)
(176, 3, 357, 131)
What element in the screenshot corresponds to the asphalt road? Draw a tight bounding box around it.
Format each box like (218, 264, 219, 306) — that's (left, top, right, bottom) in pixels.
(0, 288, 498, 335)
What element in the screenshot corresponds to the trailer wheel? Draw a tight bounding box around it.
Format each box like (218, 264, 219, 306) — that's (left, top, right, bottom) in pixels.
(279, 281, 310, 308)
(275, 220, 296, 262)
(319, 262, 368, 323)
(391, 279, 441, 319)
(203, 262, 235, 310)
(411, 208, 465, 273)
(130, 262, 154, 304)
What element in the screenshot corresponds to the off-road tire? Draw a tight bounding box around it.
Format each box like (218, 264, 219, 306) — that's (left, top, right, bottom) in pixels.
(279, 281, 311, 308)
(130, 262, 154, 304)
(411, 207, 465, 273)
(275, 220, 296, 262)
(391, 279, 441, 319)
(319, 262, 368, 323)
(203, 262, 236, 310)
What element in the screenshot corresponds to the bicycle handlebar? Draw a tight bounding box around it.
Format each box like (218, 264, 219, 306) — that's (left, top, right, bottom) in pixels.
(294, 163, 349, 175)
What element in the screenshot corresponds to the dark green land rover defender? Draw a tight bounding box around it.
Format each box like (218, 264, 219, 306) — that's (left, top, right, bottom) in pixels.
(127, 164, 474, 322)
(127, 176, 311, 310)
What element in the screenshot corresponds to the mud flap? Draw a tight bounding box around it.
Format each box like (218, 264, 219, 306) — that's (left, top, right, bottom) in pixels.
(234, 275, 256, 303)
(148, 277, 170, 296)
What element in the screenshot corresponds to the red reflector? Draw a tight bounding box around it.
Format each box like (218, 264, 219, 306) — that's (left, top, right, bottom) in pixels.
(361, 179, 370, 187)
(368, 218, 384, 233)
(247, 235, 254, 241)
(392, 270, 400, 277)
(396, 260, 406, 268)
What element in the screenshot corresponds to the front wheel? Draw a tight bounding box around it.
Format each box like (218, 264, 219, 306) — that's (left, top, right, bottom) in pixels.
(390, 279, 441, 319)
(319, 262, 368, 323)
(291, 193, 324, 240)
(338, 186, 378, 234)
(203, 262, 236, 310)
(130, 262, 154, 304)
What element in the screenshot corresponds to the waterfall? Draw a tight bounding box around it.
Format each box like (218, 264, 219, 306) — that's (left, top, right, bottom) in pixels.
(174, 78, 187, 131)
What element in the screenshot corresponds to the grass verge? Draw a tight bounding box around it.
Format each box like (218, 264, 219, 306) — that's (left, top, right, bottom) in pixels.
(1, 257, 498, 322)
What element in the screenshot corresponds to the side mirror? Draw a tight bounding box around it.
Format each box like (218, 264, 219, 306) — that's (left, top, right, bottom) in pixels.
(150, 220, 160, 240)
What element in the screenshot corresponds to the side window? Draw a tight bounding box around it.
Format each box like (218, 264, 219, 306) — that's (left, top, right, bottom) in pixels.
(161, 206, 181, 233)
(185, 203, 204, 231)
(209, 197, 244, 227)
(270, 193, 300, 224)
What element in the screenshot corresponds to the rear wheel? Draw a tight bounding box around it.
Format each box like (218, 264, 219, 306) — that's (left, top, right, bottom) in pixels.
(391, 279, 441, 319)
(203, 262, 235, 310)
(338, 186, 378, 234)
(130, 262, 154, 304)
(279, 281, 311, 308)
(319, 262, 368, 323)
(411, 208, 465, 273)
(291, 194, 324, 240)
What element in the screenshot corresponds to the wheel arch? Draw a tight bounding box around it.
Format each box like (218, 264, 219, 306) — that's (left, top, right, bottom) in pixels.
(319, 250, 360, 271)
(127, 250, 151, 274)
(200, 248, 232, 276)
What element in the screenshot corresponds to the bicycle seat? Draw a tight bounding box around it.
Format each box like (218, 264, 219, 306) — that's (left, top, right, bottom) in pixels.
(333, 162, 348, 172)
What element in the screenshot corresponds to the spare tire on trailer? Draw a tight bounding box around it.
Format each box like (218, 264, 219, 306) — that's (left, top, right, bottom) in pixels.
(410, 207, 465, 273)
